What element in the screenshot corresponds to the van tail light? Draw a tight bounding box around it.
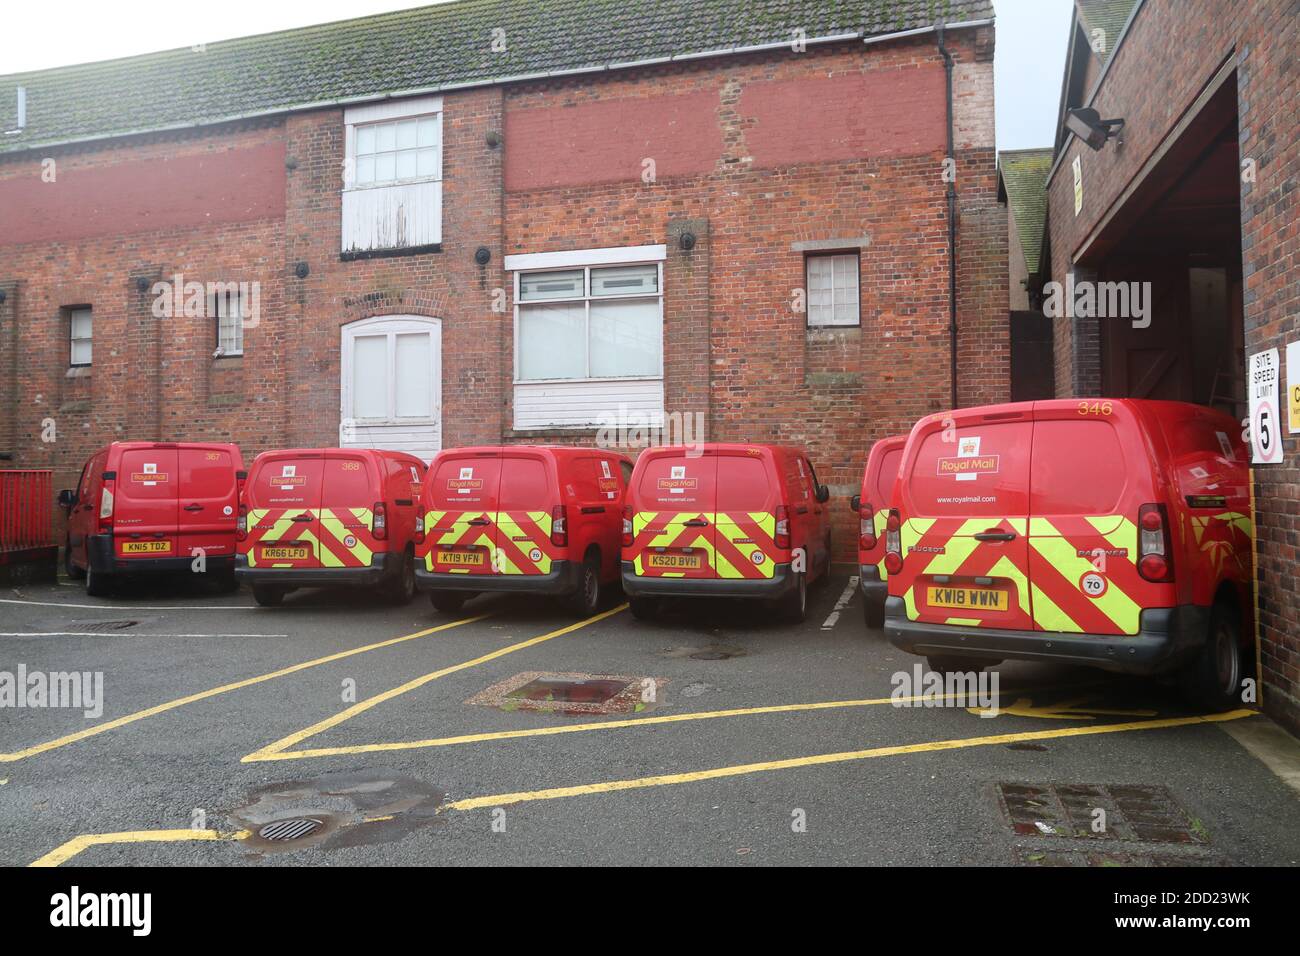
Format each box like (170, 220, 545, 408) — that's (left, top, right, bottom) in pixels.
(774, 506, 791, 550)
(883, 509, 903, 574)
(414, 513, 425, 545)
(373, 501, 388, 541)
(236, 504, 248, 542)
(859, 500, 876, 550)
(1137, 503, 1173, 582)
(621, 505, 633, 548)
(551, 505, 568, 547)
(98, 480, 115, 533)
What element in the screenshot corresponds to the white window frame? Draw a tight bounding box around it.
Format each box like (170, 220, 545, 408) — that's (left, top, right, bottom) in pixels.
(209, 288, 245, 356)
(508, 246, 667, 385)
(344, 107, 442, 191)
(805, 252, 861, 327)
(340, 315, 441, 426)
(68, 307, 92, 367)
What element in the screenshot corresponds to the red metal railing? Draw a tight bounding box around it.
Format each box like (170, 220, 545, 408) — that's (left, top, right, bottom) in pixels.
(0, 470, 54, 551)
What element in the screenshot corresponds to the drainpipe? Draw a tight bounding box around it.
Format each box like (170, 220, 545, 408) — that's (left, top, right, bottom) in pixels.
(937, 22, 958, 410)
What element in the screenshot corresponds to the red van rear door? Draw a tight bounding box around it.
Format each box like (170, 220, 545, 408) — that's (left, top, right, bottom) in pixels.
(713, 450, 783, 580)
(626, 450, 718, 580)
(178, 446, 238, 563)
(246, 454, 326, 569)
(115, 446, 180, 560)
(1026, 403, 1153, 636)
(494, 452, 558, 576)
(318, 453, 383, 567)
(895, 412, 1034, 629)
(423, 451, 502, 577)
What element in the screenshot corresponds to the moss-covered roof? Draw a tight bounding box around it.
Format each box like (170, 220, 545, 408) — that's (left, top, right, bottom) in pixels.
(1076, 0, 1139, 65)
(0, 0, 993, 155)
(999, 148, 1053, 276)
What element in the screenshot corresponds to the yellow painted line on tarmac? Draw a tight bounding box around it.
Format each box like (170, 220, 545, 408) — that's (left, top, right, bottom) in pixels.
(444, 709, 1256, 812)
(242, 604, 628, 762)
(29, 828, 250, 868)
(247, 687, 1028, 761)
(0, 615, 488, 764)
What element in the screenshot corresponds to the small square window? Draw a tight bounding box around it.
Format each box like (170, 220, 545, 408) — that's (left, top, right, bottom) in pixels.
(806, 253, 860, 327)
(68, 307, 92, 366)
(351, 114, 441, 187)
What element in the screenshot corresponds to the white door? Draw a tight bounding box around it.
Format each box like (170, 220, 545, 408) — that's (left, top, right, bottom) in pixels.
(341, 315, 441, 461)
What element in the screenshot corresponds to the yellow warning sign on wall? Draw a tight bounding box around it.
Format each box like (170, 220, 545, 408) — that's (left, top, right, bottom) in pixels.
(1288, 342, 1300, 434)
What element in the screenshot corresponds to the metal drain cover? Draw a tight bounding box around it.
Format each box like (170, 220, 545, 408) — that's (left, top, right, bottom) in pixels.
(690, 650, 733, 660)
(258, 818, 323, 842)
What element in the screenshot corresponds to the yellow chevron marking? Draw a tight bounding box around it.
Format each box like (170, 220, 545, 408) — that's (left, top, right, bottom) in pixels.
(1028, 522, 1141, 634)
(1029, 583, 1084, 633)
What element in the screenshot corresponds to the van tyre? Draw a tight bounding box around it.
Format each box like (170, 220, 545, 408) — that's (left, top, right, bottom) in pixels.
(863, 595, 884, 630)
(628, 596, 658, 621)
(430, 592, 466, 614)
(252, 584, 286, 607)
(778, 571, 808, 624)
(1181, 603, 1246, 711)
(567, 554, 602, 617)
(85, 566, 114, 598)
(64, 538, 86, 580)
(386, 551, 417, 605)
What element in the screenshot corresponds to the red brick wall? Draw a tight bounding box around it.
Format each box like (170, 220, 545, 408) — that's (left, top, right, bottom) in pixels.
(1045, 0, 1300, 733)
(0, 29, 1007, 573)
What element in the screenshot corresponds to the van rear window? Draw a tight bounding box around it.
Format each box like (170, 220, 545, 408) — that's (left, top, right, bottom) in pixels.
(180, 448, 236, 498)
(323, 457, 374, 503)
(717, 455, 776, 511)
(429, 457, 500, 509)
(255, 458, 324, 507)
(1030, 420, 1127, 515)
(118, 449, 178, 500)
(636, 454, 716, 509)
(872, 448, 903, 506)
(905, 423, 1032, 518)
(498, 458, 551, 510)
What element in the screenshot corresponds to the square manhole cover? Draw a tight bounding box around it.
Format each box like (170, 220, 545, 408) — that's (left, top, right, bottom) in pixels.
(996, 783, 1208, 844)
(468, 672, 667, 715)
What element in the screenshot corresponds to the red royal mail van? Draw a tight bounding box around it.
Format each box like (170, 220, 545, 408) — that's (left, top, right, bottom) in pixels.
(883, 399, 1254, 708)
(416, 446, 632, 616)
(621, 443, 832, 623)
(850, 433, 907, 629)
(59, 441, 245, 596)
(236, 448, 426, 606)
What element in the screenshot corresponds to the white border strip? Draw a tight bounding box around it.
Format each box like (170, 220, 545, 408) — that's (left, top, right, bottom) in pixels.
(503, 244, 666, 272)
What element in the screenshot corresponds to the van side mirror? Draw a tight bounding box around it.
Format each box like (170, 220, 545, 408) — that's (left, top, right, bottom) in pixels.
(849, 494, 861, 513)
(815, 484, 830, 504)
(57, 489, 77, 509)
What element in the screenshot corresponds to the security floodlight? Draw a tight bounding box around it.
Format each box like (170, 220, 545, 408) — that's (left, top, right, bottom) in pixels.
(1066, 107, 1125, 151)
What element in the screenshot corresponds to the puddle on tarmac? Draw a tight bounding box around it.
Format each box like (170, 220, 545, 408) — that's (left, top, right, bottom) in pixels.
(505, 676, 630, 705)
(230, 769, 444, 855)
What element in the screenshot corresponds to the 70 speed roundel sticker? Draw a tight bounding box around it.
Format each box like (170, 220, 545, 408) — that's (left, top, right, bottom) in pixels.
(1079, 572, 1108, 598)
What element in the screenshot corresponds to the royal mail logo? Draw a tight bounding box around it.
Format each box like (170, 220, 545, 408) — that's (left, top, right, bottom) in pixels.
(130, 472, 169, 483)
(269, 474, 307, 486)
(657, 477, 698, 490)
(597, 477, 620, 493)
(448, 479, 483, 491)
(937, 455, 1000, 476)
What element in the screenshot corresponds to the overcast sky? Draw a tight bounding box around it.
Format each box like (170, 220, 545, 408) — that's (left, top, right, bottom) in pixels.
(3, 0, 1073, 152)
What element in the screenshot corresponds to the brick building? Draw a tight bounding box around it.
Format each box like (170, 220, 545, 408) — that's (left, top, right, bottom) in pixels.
(1041, 0, 1299, 732)
(0, 0, 1006, 566)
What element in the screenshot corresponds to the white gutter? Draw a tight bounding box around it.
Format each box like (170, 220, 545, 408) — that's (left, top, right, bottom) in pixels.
(0, 19, 993, 157)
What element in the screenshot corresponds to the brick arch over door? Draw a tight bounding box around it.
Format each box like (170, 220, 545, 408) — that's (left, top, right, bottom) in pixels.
(340, 314, 442, 463)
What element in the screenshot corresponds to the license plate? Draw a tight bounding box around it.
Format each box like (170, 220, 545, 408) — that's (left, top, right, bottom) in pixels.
(927, 586, 1008, 611)
(647, 552, 703, 570)
(438, 549, 484, 566)
(261, 546, 309, 560)
(122, 540, 171, 554)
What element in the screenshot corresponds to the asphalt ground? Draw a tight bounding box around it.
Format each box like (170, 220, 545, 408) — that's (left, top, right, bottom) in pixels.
(2, 571, 1298, 867)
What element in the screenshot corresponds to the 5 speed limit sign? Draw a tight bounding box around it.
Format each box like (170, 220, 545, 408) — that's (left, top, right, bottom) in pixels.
(1248, 348, 1282, 464)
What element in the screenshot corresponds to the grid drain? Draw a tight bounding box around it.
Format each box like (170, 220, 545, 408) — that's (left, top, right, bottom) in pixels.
(258, 818, 323, 842)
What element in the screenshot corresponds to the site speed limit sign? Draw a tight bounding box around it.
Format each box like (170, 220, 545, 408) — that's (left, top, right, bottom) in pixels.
(1248, 348, 1282, 464)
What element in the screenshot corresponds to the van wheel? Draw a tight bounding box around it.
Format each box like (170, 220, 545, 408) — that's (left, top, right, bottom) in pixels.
(628, 596, 658, 621)
(387, 551, 417, 605)
(252, 585, 285, 607)
(217, 570, 239, 593)
(777, 571, 808, 624)
(430, 592, 466, 614)
(925, 656, 992, 674)
(567, 555, 602, 617)
(85, 566, 114, 598)
(1181, 603, 1246, 711)
(64, 538, 86, 580)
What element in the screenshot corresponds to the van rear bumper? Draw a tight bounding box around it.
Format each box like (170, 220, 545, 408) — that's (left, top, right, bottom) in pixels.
(87, 536, 234, 576)
(621, 561, 795, 599)
(415, 560, 579, 596)
(234, 552, 393, 587)
(883, 597, 1208, 675)
(859, 565, 887, 607)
